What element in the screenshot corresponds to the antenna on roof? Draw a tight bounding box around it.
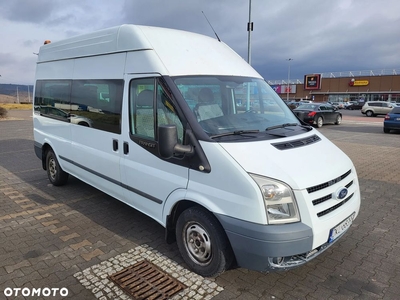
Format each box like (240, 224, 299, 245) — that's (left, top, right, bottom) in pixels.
(202, 11, 221, 42)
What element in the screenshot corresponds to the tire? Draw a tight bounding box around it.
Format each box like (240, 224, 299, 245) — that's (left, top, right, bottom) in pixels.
(46, 150, 69, 186)
(176, 206, 234, 277)
(383, 128, 390, 133)
(315, 116, 323, 128)
(365, 110, 374, 117)
(335, 115, 342, 125)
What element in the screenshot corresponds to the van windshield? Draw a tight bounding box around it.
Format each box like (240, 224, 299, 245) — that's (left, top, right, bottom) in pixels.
(173, 76, 301, 137)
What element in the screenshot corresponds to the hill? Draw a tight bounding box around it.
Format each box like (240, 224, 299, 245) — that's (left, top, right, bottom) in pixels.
(0, 84, 33, 103)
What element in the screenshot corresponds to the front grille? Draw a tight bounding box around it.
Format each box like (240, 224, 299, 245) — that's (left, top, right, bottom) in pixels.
(312, 194, 331, 206)
(108, 260, 186, 300)
(272, 134, 321, 150)
(307, 170, 351, 193)
(317, 193, 354, 217)
(345, 180, 353, 188)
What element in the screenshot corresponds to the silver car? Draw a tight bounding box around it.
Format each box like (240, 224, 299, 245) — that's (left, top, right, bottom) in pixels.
(361, 101, 395, 117)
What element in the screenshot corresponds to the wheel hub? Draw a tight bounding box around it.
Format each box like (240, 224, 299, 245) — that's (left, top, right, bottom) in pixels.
(49, 158, 56, 179)
(185, 223, 212, 265)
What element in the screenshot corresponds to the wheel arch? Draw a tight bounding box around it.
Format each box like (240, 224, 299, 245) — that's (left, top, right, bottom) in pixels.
(41, 142, 53, 170)
(164, 196, 231, 250)
(165, 199, 207, 244)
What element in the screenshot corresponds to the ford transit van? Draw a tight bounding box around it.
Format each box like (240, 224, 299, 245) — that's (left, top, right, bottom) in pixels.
(33, 24, 361, 277)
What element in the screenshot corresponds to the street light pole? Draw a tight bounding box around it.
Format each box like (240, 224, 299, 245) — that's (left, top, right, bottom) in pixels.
(286, 58, 293, 101)
(247, 0, 253, 64)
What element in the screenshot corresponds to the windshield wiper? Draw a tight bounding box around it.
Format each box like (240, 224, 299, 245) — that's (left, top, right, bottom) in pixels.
(210, 129, 259, 139)
(265, 123, 298, 131)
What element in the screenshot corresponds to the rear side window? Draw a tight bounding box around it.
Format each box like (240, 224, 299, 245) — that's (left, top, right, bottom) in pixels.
(34, 80, 71, 122)
(369, 102, 382, 107)
(34, 79, 123, 133)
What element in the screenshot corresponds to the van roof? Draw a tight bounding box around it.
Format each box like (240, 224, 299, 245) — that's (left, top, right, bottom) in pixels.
(38, 25, 152, 62)
(37, 24, 261, 78)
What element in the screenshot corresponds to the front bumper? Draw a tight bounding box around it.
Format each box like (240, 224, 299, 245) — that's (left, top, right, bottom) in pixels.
(215, 213, 351, 272)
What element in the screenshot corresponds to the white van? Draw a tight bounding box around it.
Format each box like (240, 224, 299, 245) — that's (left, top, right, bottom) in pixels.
(33, 24, 361, 277)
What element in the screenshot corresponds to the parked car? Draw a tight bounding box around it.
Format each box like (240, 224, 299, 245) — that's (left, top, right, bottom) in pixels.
(361, 101, 396, 117)
(346, 101, 364, 110)
(328, 102, 345, 109)
(35, 106, 93, 127)
(286, 101, 301, 110)
(383, 106, 400, 133)
(293, 103, 342, 128)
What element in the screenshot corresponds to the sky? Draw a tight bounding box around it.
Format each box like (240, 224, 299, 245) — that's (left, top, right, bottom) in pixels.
(1, 0, 400, 85)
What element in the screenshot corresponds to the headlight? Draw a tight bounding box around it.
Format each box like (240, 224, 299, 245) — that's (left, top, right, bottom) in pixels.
(250, 174, 300, 224)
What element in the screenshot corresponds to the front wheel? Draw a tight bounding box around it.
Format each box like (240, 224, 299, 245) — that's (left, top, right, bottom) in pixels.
(46, 150, 69, 186)
(366, 110, 374, 117)
(176, 206, 234, 277)
(335, 115, 342, 125)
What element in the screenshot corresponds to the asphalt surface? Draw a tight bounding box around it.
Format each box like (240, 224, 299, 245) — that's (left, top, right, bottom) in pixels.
(1, 110, 399, 300)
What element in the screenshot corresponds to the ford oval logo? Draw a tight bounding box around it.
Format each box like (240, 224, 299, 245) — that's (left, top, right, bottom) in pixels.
(336, 188, 348, 200)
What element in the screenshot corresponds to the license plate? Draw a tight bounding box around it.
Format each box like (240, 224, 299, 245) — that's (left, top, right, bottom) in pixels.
(328, 213, 355, 243)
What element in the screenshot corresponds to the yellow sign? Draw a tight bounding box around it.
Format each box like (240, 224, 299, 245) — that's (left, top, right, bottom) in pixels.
(349, 80, 369, 86)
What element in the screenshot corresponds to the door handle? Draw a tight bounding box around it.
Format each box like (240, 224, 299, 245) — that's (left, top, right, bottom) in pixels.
(112, 139, 118, 151)
(123, 142, 129, 155)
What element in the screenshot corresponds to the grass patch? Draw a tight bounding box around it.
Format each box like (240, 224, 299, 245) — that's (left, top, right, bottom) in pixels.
(0, 103, 32, 110)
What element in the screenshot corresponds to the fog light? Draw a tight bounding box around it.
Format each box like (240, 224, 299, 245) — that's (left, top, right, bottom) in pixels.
(272, 257, 284, 265)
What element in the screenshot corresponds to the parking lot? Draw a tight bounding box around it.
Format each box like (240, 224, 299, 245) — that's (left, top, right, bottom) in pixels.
(1, 110, 400, 299)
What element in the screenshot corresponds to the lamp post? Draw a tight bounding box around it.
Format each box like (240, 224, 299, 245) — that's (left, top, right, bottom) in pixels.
(247, 0, 253, 64)
(286, 58, 293, 101)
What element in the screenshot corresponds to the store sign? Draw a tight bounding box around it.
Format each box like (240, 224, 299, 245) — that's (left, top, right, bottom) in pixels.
(270, 85, 296, 94)
(349, 79, 369, 86)
(304, 74, 322, 90)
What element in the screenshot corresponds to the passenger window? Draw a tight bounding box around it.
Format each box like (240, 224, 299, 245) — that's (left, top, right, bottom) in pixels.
(129, 78, 184, 142)
(130, 78, 155, 139)
(70, 80, 123, 133)
(157, 84, 184, 142)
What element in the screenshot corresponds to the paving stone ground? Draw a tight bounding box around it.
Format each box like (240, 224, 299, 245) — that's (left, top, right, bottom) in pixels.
(1, 110, 399, 299)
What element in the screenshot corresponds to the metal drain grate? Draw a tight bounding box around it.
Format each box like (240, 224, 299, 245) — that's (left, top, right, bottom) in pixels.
(108, 259, 186, 300)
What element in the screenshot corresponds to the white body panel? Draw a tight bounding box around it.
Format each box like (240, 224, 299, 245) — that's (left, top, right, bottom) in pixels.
(219, 131, 360, 248)
(33, 24, 361, 272)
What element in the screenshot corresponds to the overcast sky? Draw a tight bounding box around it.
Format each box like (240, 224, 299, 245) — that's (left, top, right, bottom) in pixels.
(1, 0, 400, 85)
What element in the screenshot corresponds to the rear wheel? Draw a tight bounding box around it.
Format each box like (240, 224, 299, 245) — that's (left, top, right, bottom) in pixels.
(315, 116, 323, 128)
(176, 206, 234, 277)
(383, 128, 390, 133)
(46, 150, 69, 186)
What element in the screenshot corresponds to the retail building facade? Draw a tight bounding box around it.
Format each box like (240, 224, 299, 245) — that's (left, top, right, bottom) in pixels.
(269, 70, 400, 104)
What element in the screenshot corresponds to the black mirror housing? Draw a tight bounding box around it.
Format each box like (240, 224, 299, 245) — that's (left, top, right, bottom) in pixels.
(158, 125, 193, 159)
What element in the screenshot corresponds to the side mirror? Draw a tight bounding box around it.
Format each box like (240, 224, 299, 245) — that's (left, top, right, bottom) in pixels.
(158, 125, 194, 159)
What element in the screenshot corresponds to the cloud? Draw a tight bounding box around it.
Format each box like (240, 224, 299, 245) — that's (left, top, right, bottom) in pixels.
(0, 0, 56, 24)
(0, 0, 399, 84)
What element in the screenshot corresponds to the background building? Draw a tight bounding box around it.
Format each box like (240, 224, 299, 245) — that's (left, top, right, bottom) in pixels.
(269, 69, 400, 104)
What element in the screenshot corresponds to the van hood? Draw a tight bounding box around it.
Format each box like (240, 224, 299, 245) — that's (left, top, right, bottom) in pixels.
(218, 132, 354, 190)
